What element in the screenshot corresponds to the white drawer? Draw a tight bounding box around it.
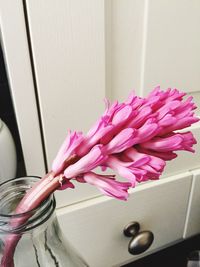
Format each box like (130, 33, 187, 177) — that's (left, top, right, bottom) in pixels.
(184, 169, 200, 238)
(57, 173, 192, 267)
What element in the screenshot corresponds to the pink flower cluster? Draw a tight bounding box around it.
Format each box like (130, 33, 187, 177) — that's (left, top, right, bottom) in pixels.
(52, 87, 199, 200)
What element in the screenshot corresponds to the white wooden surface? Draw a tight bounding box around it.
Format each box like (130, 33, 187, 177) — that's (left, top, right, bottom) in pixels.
(140, 0, 200, 97)
(57, 173, 192, 267)
(1, 1, 200, 266)
(184, 169, 200, 238)
(25, 0, 111, 206)
(0, 0, 45, 176)
(107, 0, 146, 101)
(24, 0, 200, 207)
(25, 0, 106, 165)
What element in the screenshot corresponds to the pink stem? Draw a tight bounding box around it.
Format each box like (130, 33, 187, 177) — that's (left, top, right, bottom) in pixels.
(0, 172, 62, 267)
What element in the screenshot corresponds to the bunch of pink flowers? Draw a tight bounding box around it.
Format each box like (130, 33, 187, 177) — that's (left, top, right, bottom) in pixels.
(1, 87, 199, 267)
(52, 86, 199, 200)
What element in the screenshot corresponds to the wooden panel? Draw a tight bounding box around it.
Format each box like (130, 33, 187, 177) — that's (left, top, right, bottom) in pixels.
(25, 0, 148, 207)
(26, 0, 106, 167)
(140, 0, 200, 96)
(184, 169, 200, 238)
(136, 0, 200, 177)
(57, 173, 192, 267)
(25, 0, 199, 207)
(26, 0, 110, 206)
(108, 0, 145, 101)
(0, 0, 45, 175)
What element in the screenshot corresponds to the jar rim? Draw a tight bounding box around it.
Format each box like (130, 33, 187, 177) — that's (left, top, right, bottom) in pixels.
(0, 176, 50, 218)
(0, 176, 56, 233)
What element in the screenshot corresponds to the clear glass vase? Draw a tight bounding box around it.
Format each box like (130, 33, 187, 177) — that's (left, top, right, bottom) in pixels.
(0, 176, 89, 267)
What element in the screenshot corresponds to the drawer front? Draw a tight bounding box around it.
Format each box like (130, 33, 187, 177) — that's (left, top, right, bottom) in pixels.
(57, 173, 192, 267)
(184, 169, 200, 238)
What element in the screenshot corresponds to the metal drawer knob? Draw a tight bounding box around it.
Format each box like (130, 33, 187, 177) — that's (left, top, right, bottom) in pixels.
(123, 222, 154, 255)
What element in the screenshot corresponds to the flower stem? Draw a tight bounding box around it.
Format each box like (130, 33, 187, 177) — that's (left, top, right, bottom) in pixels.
(0, 172, 61, 267)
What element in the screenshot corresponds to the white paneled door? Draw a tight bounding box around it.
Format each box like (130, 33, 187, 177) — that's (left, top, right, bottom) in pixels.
(1, 1, 200, 265)
(23, 0, 200, 207)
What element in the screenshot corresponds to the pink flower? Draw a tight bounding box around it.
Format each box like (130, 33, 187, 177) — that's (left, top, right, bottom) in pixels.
(125, 105, 152, 129)
(123, 147, 165, 173)
(105, 156, 139, 186)
(76, 118, 114, 157)
(52, 130, 83, 174)
(80, 172, 131, 200)
(51, 87, 198, 200)
(140, 132, 197, 152)
(76, 101, 135, 156)
(105, 146, 166, 185)
(147, 87, 199, 135)
(123, 148, 166, 180)
(131, 119, 160, 145)
(64, 145, 106, 178)
(103, 128, 136, 154)
(136, 146, 178, 161)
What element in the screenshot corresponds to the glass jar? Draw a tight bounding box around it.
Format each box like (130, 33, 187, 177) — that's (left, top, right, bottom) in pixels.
(0, 176, 89, 267)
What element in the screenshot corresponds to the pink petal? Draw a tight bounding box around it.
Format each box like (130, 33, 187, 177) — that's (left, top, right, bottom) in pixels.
(126, 106, 152, 128)
(141, 135, 183, 152)
(104, 128, 136, 154)
(133, 121, 159, 144)
(124, 148, 150, 167)
(64, 145, 106, 178)
(137, 146, 178, 161)
(58, 179, 75, 190)
(52, 130, 84, 174)
(82, 172, 131, 200)
(77, 125, 114, 156)
(112, 105, 133, 125)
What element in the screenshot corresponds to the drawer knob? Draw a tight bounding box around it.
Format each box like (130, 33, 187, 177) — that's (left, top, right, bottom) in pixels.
(123, 222, 154, 255)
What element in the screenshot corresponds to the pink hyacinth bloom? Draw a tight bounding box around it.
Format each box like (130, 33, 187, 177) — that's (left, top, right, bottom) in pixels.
(131, 119, 160, 145)
(123, 147, 166, 173)
(81, 172, 132, 200)
(125, 91, 144, 108)
(77, 101, 136, 156)
(51, 87, 198, 198)
(103, 128, 136, 154)
(140, 132, 197, 153)
(125, 105, 152, 129)
(123, 148, 166, 180)
(105, 153, 164, 186)
(64, 145, 106, 178)
(147, 87, 199, 135)
(2, 88, 199, 267)
(76, 118, 114, 157)
(136, 146, 178, 161)
(52, 130, 83, 174)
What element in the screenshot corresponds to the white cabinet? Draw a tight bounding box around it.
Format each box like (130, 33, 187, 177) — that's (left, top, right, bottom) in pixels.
(184, 169, 200, 238)
(0, 1, 200, 266)
(57, 173, 192, 267)
(14, 0, 199, 207)
(0, 1, 45, 176)
(140, 0, 200, 100)
(23, 0, 111, 206)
